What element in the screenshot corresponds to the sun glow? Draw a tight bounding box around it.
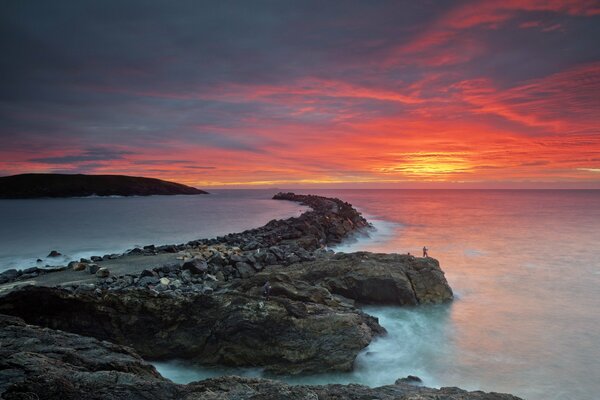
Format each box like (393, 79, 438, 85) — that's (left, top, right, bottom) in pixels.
(377, 152, 473, 180)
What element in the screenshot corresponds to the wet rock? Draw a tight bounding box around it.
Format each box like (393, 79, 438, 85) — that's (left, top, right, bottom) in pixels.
(47, 250, 61, 257)
(0, 316, 521, 400)
(90, 256, 102, 262)
(0, 269, 19, 284)
(396, 375, 423, 385)
(18, 272, 38, 280)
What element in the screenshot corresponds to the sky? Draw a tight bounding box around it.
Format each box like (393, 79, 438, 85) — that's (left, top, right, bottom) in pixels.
(1, 0, 599, 188)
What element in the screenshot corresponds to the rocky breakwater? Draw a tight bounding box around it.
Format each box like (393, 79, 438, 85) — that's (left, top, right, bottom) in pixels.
(1, 314, 522, 400)
(0, 193, 453, 376)
(0, 250, 453, 375)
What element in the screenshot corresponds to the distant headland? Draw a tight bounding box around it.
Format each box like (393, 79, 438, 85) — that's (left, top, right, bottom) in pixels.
(0, 173, 208, 198)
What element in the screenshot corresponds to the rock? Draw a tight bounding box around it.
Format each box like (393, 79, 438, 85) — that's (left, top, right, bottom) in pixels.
(230, 254, 246, 263)
(138, 276, 160, 287)
(235, 262, 255, 278)
(170, 279, 182, 289)
(159, 277, 170, 285)
(0, 315, 522, 400)
(19, 272, 38, 280)
(264, 252, 278, 265)
(0, 286, 385, 375)
(208, 252, 227, 267)
(271, 252, 453, 305)
(22, 267, 39, 274)
(80, 258, 91, 263)
(159, 263, 180, 274)
(86, 264, 100, 274)
(95, 267, 109, 278)
(72, 262, 86, 271)
(396, 375, 423, 385)
(180, 269, 193, 283)
(141, 269, 157, 278)
(90, 256, 102, 262)
(47, 250, 61, 257)
(0, 269, 20, 284)
(182, 258, 208, 275)
(36, 258, 43, 262)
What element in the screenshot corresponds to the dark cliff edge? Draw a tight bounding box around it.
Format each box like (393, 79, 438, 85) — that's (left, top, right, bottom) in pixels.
(0, 173, 208, 198)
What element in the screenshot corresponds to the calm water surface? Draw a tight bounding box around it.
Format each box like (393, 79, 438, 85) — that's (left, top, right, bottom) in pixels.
(2, 189, 599, 399)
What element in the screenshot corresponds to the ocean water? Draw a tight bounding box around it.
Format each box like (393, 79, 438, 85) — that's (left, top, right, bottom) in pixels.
(2, 190, 600, 399)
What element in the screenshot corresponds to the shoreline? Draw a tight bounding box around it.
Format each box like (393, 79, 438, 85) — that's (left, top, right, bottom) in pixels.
(0, 193, 520, 399)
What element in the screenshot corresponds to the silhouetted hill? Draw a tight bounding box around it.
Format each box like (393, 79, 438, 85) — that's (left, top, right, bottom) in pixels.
(0, 174, 208, 198)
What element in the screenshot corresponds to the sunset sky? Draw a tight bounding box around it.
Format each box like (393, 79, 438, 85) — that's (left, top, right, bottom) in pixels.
(1, 0, 599, 188)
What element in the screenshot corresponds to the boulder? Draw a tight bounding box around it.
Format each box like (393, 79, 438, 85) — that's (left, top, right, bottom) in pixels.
(140, 269, 157, 278)
(182, 258, 208, 275)
(47, 250, 61, 257)
(95, 268, 109, 278)
(159, 277, 170, 286)
(86, 264, 100, 274)
(396, 375, 423, 385)
(235, 262, 255, 278)
(0, 269, 20, 284)
(138, 276, 160, 287)
(72, 263, 86, 271)
(278, 252, 453, 305)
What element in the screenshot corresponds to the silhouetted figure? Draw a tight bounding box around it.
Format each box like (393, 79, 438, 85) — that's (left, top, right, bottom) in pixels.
(262, 281, 272, 300)
(423, 246, 428, 257)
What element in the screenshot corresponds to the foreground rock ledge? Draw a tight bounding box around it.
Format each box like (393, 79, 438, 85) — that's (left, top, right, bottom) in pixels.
(0, 285, 383, 374)
(0, 251, 451, 374)
(1, 314, 522, 400)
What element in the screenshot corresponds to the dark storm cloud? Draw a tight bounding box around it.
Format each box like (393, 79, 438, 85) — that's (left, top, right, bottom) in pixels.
(1, 0, 599, 185)
(29, 147, 133, 164)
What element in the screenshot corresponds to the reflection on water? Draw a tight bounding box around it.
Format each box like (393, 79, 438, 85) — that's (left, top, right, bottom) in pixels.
(156, 190, 600, 400)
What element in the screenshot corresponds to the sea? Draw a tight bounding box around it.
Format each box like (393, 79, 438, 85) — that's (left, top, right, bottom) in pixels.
(1, 189, 599, 400)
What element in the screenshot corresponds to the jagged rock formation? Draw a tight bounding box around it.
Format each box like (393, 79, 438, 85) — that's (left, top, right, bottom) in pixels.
(236, 252, 453, 305)
(0, 173, 207, 198)
(0, 286, 384, 374)
(0, 315, 523, 400)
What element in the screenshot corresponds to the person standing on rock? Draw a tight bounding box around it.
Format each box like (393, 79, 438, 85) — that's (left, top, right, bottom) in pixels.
(423, 246, 428, 258)
(262, 281, 272, 300)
